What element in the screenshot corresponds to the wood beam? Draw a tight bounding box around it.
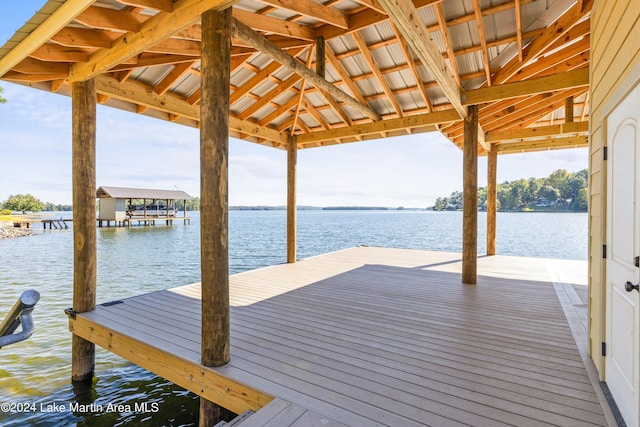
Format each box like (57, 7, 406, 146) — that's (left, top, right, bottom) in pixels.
(486, 121, 588, 142)
(471, 0, 491, 85)
(74, 6, 143, 33)
(153, 61, 197, 96)
(0, 0, 95, 78)
(287, 136, 297, 263)
(565, 96, 574, 123)
(290, 47, 315, 134)
(117, 0, 175, 12)
(238, 74, 302, 121)
(297, 109, 459, 146)
(200, 11, 231, 426)
(391, 23, 433, 112)
(434, 2, 460, 85)
(255, 0, 348, 29)
(316, 37, 326, 78)
(229, 52, 302, 105)
(69, 0, 240, 83)
(232, 8, 316, 41)
(515, 0, 523, 63)
(145, 39, 202, 56)
(352, 31, 403, 117)
(50, 27, 116, 49)
(231, 18, 381, 121)
(462, 105, 478, 284)
(486, 145, 497, 256)
(491, 0, 593, 85)
(71, 78, 97, 383)
(69, 315, 272, 415)
(13, 57, 69, 75)
(462, 68, 589, 105)
(378, 0, 466, 118)
(30, 44, 91, 63)
(325, 46, 369, 106)
(496, 135, 588, 154)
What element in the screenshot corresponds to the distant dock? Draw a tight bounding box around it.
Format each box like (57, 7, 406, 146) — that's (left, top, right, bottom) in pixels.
(9, 216, 191, 230)
(98, 215, 190, 227)
(9, 218, 72, 230)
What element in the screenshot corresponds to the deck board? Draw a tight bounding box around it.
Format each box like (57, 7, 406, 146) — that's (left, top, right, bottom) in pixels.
(74, 247, 610, 426)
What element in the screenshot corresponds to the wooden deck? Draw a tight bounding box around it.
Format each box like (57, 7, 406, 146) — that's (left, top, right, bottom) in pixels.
(69, 247, 614, 426)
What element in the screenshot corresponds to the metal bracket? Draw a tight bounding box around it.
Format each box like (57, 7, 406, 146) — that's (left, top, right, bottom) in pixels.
(64, 308, 77, 320)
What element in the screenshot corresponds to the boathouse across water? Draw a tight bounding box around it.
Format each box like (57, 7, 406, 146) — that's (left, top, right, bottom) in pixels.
(96, 186, 192, 227)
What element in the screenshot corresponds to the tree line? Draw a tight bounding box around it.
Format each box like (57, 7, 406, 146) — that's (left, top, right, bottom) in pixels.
(432, 168, 588, 212)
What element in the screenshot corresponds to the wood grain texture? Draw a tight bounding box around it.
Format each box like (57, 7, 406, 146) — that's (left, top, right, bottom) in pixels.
(73, 247, 606, 426)
(71, 79, 97, 382)
(463, 105, 478, 284)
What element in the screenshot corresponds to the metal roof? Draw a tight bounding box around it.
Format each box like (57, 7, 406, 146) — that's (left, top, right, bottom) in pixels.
(96, 186, 193, 200)
(0, 0, 592, 154)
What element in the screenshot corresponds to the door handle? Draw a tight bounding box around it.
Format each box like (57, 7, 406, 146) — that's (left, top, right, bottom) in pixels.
(625, 281, 640, 292)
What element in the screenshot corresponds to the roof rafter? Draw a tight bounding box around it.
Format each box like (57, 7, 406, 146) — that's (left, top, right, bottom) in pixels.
(116, 0, 175, 13)
(232, 8, 316, 41)
(352, 31, 403, 117)
(486, 121, 588, 142)
(74, 5, 145, 33)
(433, 2, 460, 85)
(377, 0, 466, 118)
(297, 109, 460, 146)
(237, 73, 302, 121)
(231, 17, 381, 121)
(253, 0, 348, 29)
(463, 68, 589, 105)
(68, 0, 241, 83)
(492, 0, 593, 85)
(496, 135, 588, 154)
(0, 0, 95, 78)
(471, 0, 491, 85)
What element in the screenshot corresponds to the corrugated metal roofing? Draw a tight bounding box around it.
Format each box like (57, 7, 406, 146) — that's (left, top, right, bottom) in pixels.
(0, 0, 592, 151)
(96, 186, 193, 200)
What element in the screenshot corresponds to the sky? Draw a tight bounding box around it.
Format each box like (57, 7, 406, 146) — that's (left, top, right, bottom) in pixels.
(0, 2, 588, 208)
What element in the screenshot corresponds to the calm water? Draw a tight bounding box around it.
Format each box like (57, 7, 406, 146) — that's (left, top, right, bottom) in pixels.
(0, 210, 587, 426)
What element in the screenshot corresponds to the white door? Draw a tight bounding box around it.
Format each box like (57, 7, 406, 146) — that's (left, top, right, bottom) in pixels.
(606, 82, 640, 427)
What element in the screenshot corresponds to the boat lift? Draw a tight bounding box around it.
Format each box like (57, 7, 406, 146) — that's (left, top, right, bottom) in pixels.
(0, 290, 40, 348)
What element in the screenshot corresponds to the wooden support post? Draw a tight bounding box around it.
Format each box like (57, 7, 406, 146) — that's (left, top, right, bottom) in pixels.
(316, 36, 325, 78)
(565, 96, 574, 123)
(200, 8, 231, 426)
(71, 79, 97, 383)
(462, 105, 478, 284)
(486, 144, 497, 256)
(287, 136, 297, 263)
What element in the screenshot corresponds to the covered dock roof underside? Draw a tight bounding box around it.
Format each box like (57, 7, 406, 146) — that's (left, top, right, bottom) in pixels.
(0, 0, 591, 155)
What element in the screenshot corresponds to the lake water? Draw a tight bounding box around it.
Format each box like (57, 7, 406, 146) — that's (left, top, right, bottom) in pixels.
(0, 210, 587, 426)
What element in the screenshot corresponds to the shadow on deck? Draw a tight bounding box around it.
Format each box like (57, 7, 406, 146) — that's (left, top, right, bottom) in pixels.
(70, 247, 614, 426)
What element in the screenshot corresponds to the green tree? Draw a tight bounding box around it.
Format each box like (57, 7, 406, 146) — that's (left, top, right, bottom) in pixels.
(0, 86, 6, 104)
(525, 177, 543, 205)
(497, 183, 512, 210)
(539, 185, 560, 203)
(567, 174, 587, 205)
(545, 169, 571, 200)
(3, 194, 45, 214)
(477, 187, 487, 209)
(574, 187, 588, 210)
(510, 179, 529, 208)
